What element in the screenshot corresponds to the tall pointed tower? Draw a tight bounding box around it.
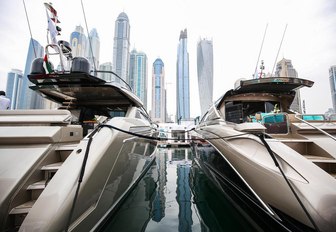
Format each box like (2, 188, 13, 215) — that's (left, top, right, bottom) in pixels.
(176, 29, 190, 123)
(112, 12, 130, 82)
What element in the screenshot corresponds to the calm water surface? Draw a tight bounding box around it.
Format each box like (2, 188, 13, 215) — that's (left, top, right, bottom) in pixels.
(100, 147, 274, 232)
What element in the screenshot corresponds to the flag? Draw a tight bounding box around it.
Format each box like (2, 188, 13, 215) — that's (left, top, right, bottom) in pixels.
(44, 2, 60, 23)
(43, 54, 53, 74)
(46, 10, 58, 44)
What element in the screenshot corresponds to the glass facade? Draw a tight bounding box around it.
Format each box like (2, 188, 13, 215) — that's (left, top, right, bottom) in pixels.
(275, 58, 301, 113)
(113, 12, 130, 82)
(329, 65, 336, 111)
(197, 39, 214, 116)
(6, 69, 23, 109)
(176, 29, 190, 122)
(70, 25, 87, 57)
(151, 58, 166, 122)
(18, 38, 44, 109)
(129, 49, 148, 109)
(87, 28, 100, 70)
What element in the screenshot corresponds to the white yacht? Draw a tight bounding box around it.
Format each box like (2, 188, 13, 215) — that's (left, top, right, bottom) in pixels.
(0, 5, 158, 230)
(191, 77, 336, 232)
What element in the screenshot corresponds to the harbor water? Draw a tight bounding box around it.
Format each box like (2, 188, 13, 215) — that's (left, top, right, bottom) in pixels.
(98, 147, 286, 232)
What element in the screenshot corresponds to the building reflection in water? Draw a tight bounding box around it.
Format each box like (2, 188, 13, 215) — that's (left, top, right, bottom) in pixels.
(99, 147, 284, 232)
(100, 147, 199, 232)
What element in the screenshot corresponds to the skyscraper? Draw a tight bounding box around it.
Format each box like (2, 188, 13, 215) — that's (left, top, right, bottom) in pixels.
(70, 25, 87, 58)
(6, 69, 23, 109)
(86, 28, 100, 70)
(113, 12, 130, 82)
(151, 58, 166, 123)
(18, 38, 44, 109)
(329, 65, 336, 111)
(197, 38, 213, 116)
(129, 49, 148, 109)
(176, 29, 190, 123)
(98, 62, 113, 81)
(275, 58, 301, 113)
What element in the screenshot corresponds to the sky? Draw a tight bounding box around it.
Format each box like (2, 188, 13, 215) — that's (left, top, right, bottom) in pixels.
(0, 0, 336, 119)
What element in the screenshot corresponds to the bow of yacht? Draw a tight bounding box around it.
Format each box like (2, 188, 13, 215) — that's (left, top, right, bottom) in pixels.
(191, 77, 336, 232)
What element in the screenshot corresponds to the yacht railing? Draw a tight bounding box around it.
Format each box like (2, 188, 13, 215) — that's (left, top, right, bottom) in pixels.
(294, 114, 336, 142)
(92, 70, 133, 92)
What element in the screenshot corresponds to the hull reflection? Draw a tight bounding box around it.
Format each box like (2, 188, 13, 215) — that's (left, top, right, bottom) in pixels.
(99, 147, 295, 232)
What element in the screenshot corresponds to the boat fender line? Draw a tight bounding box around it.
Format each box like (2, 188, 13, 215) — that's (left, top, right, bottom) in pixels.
(98, 124, 250, 142)
(65, 127, 100, 231)
(98, 124, 163, 141)
(257, 133, 321, 232)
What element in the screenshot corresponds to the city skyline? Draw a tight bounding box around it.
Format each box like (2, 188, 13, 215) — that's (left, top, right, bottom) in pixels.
(1, 0, 336, 117)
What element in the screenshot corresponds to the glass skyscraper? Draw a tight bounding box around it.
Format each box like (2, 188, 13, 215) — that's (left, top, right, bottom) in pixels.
(197, 38, 213, 116)
(98, 62, 113, 81)
(113, 12, 130, 82)
(86, 28, 100, 70)
(275, 58, 301, 113)
(129, 49, 148, 109)
(70, 25, 87, 58)
(18, 38, 44, 109)
(6, 69, 23, 109)
(176, 29, 190, 122)
(329, 65, 336, 111)
(151, 58, 166, 123)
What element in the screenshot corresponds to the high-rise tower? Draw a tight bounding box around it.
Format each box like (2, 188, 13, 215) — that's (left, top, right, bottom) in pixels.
(86, 28, 100, 70)
(18, 38, 44, 109)
(176, 29, 190, 123)
(197, 38, 213, 116)
(70, 25, 87, 58)
(98, 62, 113, 81)
(113, 12, 130, 82)
(151, 58, 166, 123)
(6, 69, 23, 109)
(275, 58, 301, 113)
(129, 49, 148, 108)
(329, 65, 336, 111)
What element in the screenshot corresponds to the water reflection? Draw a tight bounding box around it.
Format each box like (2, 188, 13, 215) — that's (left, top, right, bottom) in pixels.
(99, 148, 280, 232)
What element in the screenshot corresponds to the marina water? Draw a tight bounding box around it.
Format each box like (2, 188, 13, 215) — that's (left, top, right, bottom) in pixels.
(99, 147, 282, 232)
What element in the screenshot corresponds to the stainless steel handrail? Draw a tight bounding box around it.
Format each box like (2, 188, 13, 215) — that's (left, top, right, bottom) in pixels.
(294, 114, 336, 142)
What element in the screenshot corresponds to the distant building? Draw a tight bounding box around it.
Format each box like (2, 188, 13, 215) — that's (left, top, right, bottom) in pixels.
(70, 25, 87, 58)
(275, 58, 302, 113)
(129, 49, 148, 108)
(329, 65, 336, 112)
(113, 12, 130, 82)
(18, 38, 44, 109)
(86, 28, 100, 70)
(151, 58, 166, 123)
(197, 38, 213, 116)
(176, 29, 190, 123)
(98, 62, 113, 81)
(6, 69, 23, 109)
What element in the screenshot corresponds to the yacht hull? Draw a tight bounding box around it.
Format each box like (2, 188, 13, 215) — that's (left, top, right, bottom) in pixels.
(192, 124, 336, 232)
(19, 117, 157, 231)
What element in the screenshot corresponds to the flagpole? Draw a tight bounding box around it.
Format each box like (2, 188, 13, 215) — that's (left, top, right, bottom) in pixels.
(253, 23, 268, 79)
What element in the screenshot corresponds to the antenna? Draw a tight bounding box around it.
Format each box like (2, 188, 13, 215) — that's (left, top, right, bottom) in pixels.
(253, 23, 268, 79)
(81, 0, 97, 73)
(271, 24, 288, 76)
(22, 0, 37, 58)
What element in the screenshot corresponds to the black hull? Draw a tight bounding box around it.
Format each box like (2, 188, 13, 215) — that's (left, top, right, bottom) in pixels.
(190, 141, 316, 232)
